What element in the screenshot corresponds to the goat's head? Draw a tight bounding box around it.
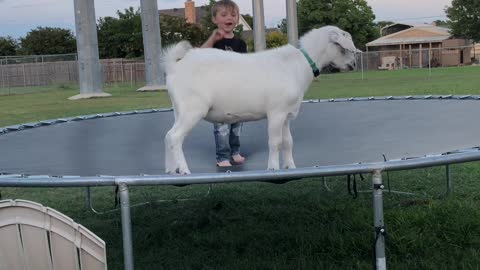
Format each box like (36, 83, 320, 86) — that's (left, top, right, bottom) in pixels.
(323, 27, 358, 71)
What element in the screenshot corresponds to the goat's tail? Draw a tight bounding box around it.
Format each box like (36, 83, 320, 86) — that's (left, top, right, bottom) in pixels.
(162, 41, 193, 74)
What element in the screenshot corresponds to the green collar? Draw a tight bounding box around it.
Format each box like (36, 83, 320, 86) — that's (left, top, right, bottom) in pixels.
(300, 48, 320, 77)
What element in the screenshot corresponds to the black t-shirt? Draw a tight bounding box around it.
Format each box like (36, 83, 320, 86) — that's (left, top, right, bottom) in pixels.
(213, 37, 247, 53)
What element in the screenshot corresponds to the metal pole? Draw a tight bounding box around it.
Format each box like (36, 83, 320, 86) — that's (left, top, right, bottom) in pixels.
(361, 52, 364, 80)
(85, 187, 91, 208)
(121, 58, 124, 83)
(70, 0, 109, 99)
(252, 0, 266, 51)
(119, 183, 134, 270)
(113, 60, 117, 85)
(372, 170, 387, 270)
(130, 63, 134, 88)
(428, 48, 432, 77)
(446, 165, 452, 195)
(286, 0, 298, 47)
(1, 62, 4, 89)
(22, 64, 26, 87)
(137, 0, 166, 91)
(41, 55, 45, 86)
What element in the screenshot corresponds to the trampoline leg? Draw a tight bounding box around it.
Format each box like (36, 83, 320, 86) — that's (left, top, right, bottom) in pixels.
(119, 183, 134, 270)
(84, 187, 91, 209)
(372, 170, 387, 270)
(446, 165, 452, 196)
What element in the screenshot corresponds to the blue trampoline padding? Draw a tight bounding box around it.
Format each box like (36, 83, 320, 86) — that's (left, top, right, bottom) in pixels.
(1, 99, 480, 176)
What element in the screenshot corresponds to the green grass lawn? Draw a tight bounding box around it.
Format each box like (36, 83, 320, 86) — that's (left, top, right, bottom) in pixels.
(2, 66, 480, 270)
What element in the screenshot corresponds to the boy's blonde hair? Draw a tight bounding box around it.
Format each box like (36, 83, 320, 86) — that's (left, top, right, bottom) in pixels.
(211, 0, 240, 17)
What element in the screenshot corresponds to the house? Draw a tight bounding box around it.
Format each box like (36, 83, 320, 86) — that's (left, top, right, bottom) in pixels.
(366, 23, 472, 69)
(159, 0, 252, 31)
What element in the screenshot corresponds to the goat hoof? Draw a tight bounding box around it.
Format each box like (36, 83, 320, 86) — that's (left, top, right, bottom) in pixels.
(178, 168, 191, 175)
(166, 168, 182, 175)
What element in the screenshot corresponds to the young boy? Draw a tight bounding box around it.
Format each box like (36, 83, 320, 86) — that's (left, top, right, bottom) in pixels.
(201, 0, 247, 167)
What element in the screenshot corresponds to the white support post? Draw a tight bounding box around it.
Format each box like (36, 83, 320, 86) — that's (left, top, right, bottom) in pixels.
(286, 0, 298, 47)
(70, 0, 111, 100)
(252, 0, 266, 51)
(137, 0, 166, 91)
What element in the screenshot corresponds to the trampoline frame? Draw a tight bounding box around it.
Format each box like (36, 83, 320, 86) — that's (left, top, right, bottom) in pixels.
(3, 96, 480, 270)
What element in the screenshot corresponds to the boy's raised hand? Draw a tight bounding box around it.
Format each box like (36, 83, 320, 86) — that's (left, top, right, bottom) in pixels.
(201, 28, 228, 48)
(211, 28, 227, 42)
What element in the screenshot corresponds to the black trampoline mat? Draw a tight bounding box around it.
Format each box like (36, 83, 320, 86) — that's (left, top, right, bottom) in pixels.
(1, 99, 480, 176)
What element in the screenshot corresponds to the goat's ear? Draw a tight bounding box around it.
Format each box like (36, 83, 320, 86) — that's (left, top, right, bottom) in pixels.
(329, 30, 341, 44)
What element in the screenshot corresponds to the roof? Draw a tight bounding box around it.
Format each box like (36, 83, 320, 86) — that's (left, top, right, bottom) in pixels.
(159, 6, 209, 25)
(368, 24, 452, 47)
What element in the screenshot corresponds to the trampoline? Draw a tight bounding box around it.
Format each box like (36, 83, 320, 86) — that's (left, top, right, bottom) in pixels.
(1, 96, 480, 177)
(3, 96, 480, 270)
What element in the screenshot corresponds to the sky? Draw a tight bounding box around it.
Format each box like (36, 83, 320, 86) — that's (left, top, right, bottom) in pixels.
(0, 0, 453, 39)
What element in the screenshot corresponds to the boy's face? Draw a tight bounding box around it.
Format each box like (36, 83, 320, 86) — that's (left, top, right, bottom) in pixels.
(212, 7, 239, 34)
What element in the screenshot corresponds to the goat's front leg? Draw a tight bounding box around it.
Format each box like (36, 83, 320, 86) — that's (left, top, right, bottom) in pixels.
(281, 119, 296, 169)
(165, 110, 204, 174)
(266, 113, 287, 170)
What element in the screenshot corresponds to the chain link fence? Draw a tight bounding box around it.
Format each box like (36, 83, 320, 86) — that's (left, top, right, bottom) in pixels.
(357, 45, 477, 71)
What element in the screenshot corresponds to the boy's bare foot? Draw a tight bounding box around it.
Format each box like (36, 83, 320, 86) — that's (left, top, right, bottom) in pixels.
(232, 154, 245, 164)
(217, 160, 232, 167)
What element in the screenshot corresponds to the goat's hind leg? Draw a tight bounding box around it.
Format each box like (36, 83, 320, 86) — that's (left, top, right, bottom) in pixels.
(281, 119, 296, 169)
(165, 108, 206, 174)
(266, 113, 288, 170)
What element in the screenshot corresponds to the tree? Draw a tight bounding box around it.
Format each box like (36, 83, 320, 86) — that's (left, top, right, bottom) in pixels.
(0, 36, 18, 56)
(278, 18, 287, 34)
(160, 15, 206, 47)
(433, 20, 449, 28)
(97, 7, 206, 59)
(266, 31, 288, 49)
(97, 7, 143, 58)
(200, 0, 217, 34)
(242, 14, 253, 28)
(297, 0, 379, 50)
(18, 27, 76, 55)
(446, 0, 480, 41)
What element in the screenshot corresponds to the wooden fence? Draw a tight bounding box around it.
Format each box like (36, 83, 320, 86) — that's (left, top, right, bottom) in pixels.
(0, 59, 146, 88)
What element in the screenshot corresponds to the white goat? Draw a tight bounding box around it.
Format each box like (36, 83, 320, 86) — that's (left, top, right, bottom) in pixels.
(163, 26, 358, 174)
